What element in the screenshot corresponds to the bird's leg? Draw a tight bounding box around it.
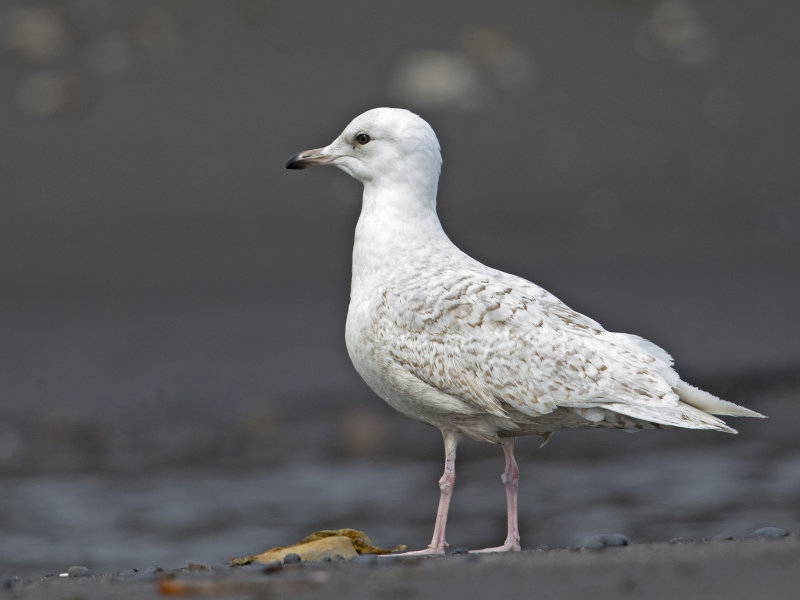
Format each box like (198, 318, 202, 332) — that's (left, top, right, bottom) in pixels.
(388, 430, 458, 556)
(428, 431, 458, 552)
(472, 437, 522, 552)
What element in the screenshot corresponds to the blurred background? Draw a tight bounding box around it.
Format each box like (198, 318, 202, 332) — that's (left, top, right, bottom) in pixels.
(1, 0, 798, 577)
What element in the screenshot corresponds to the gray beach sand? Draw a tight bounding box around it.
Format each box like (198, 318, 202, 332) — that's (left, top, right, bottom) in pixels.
(7, 536, 799, 600)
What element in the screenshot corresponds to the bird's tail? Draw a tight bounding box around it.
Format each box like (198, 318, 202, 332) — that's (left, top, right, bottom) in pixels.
(600, 381, 765, 434)
(675, 380, 766, 418)
(601, 401, 739, 433)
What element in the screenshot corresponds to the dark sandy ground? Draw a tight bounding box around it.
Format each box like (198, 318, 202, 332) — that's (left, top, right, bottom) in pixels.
(1, 376, 797, 587)
(5, 536, 799, 600)
(3, 349, 796, 593)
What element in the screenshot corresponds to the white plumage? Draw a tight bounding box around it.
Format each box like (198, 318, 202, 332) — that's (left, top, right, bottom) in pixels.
(285, 107, 764, 554)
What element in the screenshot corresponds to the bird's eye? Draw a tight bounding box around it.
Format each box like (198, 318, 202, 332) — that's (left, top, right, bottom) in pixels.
(355, 133, 371, 145)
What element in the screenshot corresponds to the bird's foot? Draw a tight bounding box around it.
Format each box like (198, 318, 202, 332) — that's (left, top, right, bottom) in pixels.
(381, 544, 448, 557)
(470, 539, 521, 553)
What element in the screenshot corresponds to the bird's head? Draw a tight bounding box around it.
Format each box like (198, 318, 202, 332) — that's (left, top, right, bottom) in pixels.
(285, 108, 442, 188)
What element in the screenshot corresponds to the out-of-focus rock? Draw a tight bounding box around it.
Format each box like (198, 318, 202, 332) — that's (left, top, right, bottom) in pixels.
(389, 50, 485, 111)
(3, 5, 71, 64)
(634, 0, 716, 66)
(585, 533, 630, 550)
(748, 527, 790, 539)
(66, 565, 92, 577)
(15, 69, 89, 117)
(461, 27, 537, 92)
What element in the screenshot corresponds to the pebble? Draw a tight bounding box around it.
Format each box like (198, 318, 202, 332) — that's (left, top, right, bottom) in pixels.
(119, 568, 143, 580)
(66, 566, 92, 578)
(283, 553, 302, 565)
(748, 527, 790, 539)
(585, 533, 629, 550)
(3, 576, 22, 589)
(669, 537, 702, 544)
(451, 547, 469, 555)
(453, 550, 479, 563)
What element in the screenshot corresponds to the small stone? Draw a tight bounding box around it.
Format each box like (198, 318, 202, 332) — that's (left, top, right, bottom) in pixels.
(119, 569, 144, 580)
(585, 533, 629, 550)
(3, 577, 21, 590)
(712, 533, 735, 541)
(67, 566, 92, 578)
(283, 553, 302, 565)
(261, 560, 283, 573)
(451, 547, 469, 555)
(455, 551, 479, 562)
(749, 527, 790, 539)
(669, 537, 701, 544)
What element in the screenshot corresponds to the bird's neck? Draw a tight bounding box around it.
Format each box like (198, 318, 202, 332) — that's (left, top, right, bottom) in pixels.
(351, 179, 452, 291)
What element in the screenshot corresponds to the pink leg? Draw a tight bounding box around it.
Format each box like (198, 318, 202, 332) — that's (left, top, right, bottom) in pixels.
(473, 437, 522, 552)
(388, 431, 459, 555)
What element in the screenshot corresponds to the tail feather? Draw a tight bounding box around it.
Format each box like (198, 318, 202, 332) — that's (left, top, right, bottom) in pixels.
(599, 380, 765, 435)
(602, 401, 738, 433)
(675, 381, 766, 418)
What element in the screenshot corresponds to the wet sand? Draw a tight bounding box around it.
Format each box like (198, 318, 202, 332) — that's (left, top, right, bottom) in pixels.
(1, 377, 796, 579)
(7, 536, 798, 600)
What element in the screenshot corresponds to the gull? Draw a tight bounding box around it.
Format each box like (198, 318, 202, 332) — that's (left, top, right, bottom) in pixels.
(284, 107, 765, 554)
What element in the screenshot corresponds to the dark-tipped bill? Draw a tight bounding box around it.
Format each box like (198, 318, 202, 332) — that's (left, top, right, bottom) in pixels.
(285, 148, 332, 169)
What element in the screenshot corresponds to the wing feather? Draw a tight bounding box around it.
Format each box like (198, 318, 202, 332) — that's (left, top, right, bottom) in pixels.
(383, 266, 724, 430)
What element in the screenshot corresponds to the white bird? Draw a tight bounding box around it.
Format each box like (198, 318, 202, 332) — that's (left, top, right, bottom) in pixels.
(285, 107, 765, 554)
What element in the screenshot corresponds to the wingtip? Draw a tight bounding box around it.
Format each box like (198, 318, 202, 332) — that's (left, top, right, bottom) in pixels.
(732, 408, 767, 419)
(675, 381, 765, 419)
